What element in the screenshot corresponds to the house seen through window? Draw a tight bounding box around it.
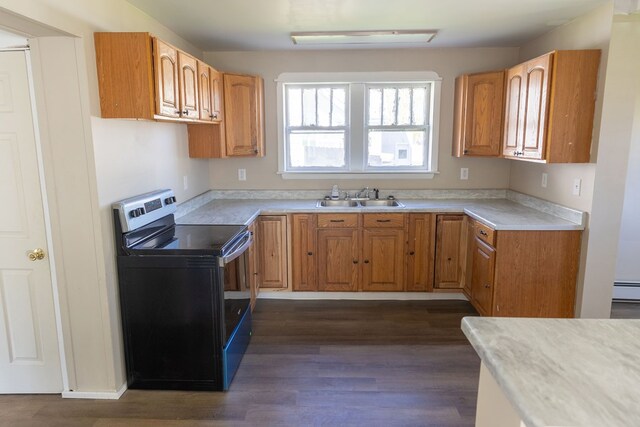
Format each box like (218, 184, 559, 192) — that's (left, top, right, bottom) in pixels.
(277, 72, 441, 178)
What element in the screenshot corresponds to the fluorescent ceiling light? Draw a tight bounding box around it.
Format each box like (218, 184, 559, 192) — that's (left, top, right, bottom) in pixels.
(291, 30, 437, 46)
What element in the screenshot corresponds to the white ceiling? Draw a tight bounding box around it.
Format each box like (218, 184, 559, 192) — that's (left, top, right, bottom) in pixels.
(126, 0, 610, 51)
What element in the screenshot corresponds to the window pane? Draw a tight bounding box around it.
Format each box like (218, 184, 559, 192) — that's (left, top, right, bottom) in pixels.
(368, 88, 382, 125)
(287, 88, 302, 126)
(367, 130, 426, 167)
(331, 88, 346, 126)
(397, 88, 412, 125)
(412, 87, 426, 126)
(382, 88, 397, 125)
(317, 88, 331, 127)
(289, 131, 345, 168)
(302, 88, 316, 126)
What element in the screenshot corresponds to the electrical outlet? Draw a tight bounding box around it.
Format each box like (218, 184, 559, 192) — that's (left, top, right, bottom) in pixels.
(238, 168, 247, 181)
(183, 175, 188, 190)
(541, 173, 548, 188)
(460, 168, 469, 180)
(572, 178, 582, 196)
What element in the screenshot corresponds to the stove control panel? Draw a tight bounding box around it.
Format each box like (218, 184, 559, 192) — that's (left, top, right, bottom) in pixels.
(112, 189, 177, 232)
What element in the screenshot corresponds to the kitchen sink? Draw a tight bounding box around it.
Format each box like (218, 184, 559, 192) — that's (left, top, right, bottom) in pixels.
(316, 199, 404, 208)
(359, 199, 404, 207)
(316, 200, 360, 207)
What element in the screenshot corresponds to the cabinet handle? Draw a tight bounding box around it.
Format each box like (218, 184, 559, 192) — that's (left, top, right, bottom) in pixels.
(484, 284, 490, 288)
(353, 260, 358, 264)
(376, 219, 391, 223)
(409, 251, 415, 255)
(479, 230, 488, 236)
(463, 149, 469, 154)
(364, 260, 370, 264)
(330, 219, 345, 223)
(175, 110, 181, 115)
(307, 252, 313, 256)
(253, 148, 259, 154)
(447, 257, 452, 261)
(182, 109, 189, 115)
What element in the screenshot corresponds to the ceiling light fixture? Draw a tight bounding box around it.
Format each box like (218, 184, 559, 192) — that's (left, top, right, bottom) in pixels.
(290, 30, 438, 46)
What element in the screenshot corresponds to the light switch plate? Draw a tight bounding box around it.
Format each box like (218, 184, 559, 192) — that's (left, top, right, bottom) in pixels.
(183, 175, 188, 190)
(238, 169, 247, 181)
(541, 173, 548, 188)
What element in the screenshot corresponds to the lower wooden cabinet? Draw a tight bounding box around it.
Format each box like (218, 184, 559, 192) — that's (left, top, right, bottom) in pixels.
(361, 224, 405, 292)
(434, 215, 466, 289)
(257, 215, 287, 289)
(465, 218, 581, 317)
(470, 237, 496, 316)
(406, 213, 435, 291)
(317, 228, 360, 291)
(291, 214, 317, 291)
(247, 220, 259, 310)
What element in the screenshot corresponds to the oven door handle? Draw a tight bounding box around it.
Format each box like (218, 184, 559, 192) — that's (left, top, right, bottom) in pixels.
(221, 230, 253, 265)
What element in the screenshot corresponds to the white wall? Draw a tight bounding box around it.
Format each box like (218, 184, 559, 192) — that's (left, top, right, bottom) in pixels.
(204, 47, 519, 191)
(615, 92, 640, 282)
(0, 1, 210, 393)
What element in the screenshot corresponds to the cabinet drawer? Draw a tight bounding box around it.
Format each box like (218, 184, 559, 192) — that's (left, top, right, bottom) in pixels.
(474, 221, 496, 246)
(363, 213, 405, 228)
(317, 214, 359, 228)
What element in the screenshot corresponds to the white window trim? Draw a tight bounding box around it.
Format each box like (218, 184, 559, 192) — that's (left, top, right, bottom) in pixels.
(276, 71, 441, 180)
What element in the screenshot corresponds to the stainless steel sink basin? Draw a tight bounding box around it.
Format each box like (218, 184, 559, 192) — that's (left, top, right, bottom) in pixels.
(316, 200, 360, 207)
(359, 199, 404, 207)
(316, 199, 404, 208)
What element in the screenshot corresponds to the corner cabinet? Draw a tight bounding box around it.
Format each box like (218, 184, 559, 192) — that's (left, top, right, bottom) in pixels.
(452, 71, 505, 157)
(187, 73, 265, 158)
(223, 73, 265, 157)
(502, 50, 601, 163)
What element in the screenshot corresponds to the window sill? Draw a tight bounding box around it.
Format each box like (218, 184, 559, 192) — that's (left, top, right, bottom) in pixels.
(278, 171, 438, 180)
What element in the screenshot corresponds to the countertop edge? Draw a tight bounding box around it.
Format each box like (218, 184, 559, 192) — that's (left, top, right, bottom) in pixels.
(461, 317, 542, 427)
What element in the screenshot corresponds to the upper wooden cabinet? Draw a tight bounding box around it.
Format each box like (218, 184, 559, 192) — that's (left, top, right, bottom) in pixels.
(197, 62, 223, 123)
(153, 38, 180, 119)
(188, 72, 265, 158)
(223, 73, 265, 157)
(452, 71, 505, 157)
(502, 50, 601, 163)
(95, 32, 217, 123)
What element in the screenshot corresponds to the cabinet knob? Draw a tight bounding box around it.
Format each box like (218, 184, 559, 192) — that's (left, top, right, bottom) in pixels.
(253, 148, 259, 154)
(307, 252, 313, 256)
(447, 257, 452, 261)
(479, 230, 488, 236)
(409, 251, 415, 255)
(463, 149, 469, 154)
(484, 284, 490, 288)
(364, 260, 370, 264)
(353, 260, 358, 264)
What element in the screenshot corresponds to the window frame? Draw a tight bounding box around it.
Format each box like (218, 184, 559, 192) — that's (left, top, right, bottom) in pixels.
(276, 71, 442, 179)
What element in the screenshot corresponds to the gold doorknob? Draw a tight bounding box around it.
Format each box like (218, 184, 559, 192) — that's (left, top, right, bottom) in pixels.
(28, 248, 45, 261)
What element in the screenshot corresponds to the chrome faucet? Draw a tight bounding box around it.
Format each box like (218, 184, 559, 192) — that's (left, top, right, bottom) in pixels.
(355, 186, 370, 199)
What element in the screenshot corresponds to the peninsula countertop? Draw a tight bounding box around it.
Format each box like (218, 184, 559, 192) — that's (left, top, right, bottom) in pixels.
(462, 317, 640, 427)
(176, 198, 584, 231)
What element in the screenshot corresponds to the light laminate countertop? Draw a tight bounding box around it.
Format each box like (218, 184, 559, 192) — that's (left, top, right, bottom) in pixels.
(177, 198, 584, 231)
(462, 317, 640, 427)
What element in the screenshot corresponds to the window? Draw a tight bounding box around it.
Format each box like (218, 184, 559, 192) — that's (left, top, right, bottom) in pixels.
(277, 72, 441, 179)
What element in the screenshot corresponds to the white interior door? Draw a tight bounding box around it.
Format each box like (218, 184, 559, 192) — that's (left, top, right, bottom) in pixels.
(0, 50, 62, 393)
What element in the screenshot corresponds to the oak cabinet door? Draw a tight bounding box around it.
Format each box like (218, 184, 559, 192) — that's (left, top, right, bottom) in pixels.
(178, 51, 199, 119)
(258, 216, 287, 289)
(361, 228, 405, 292)
(434, 215, 464, 289)
(470, 237, 496, 316)
(521, 53, 552, 160)
(292, 214, 317, 291)
(502, 64, 524, 158)
(317, 228, 359, 291)
(153, 38, 180, 119)
(406, 214, 434, 291)
(224, 73, 265, 157)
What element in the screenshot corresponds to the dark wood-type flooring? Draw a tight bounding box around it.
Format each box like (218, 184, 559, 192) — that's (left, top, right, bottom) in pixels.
(0, 299, 480, 426)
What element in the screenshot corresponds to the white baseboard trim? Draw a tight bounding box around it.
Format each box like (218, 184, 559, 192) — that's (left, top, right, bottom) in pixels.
(257, 291, 468, 301)
(62, 382, 127, 400)
(613, 281, 640, 301)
